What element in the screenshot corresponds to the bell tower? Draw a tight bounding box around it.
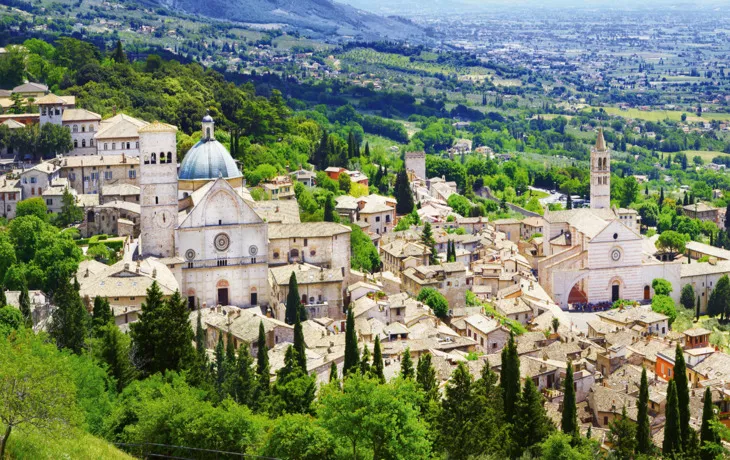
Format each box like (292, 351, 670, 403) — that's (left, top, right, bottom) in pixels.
(139, 121, 179, 258)
(590, 128, 611, 209)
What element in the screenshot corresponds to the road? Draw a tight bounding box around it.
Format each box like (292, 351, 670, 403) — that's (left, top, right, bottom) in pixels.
(529, 186, 566, 206)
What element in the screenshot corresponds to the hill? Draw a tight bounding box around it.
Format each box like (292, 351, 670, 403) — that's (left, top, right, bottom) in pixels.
(4, 425, 133, 460)
(151, 0, 425, 40)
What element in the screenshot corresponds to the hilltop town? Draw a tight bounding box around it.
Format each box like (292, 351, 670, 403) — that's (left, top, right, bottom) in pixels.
(2, 6, 730, 459)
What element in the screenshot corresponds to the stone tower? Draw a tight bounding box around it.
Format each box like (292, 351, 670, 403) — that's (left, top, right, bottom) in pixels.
(404, 151, 426, 180)
(139, 121, 178, 258)
(590, 128, 611, 209)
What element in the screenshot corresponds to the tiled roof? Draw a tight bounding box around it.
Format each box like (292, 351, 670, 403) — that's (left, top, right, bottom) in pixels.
(268, 222, 351, 239)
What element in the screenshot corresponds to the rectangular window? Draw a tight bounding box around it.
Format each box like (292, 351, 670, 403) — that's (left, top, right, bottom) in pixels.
(30, 177, 36, 184)
(104, 143, 108, 150)
(129, 170, 136, 179)
(104, 171, 113, 180)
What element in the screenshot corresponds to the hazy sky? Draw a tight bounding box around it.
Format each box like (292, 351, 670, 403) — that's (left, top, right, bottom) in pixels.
(339, 0, 725, 15)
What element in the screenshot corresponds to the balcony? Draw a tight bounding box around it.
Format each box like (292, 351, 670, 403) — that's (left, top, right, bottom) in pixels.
(183, 256, 267, 269)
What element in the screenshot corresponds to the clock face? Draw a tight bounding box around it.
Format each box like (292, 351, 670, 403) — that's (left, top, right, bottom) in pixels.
(214, 233, 230, 251)
(611, 249, 621, 262)
(156, 210, 173, 228)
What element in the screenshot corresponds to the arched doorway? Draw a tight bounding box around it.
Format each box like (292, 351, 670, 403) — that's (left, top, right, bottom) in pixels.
(187, 289, 196, 311)
(643, 286, 651, 301)
(612, 281, 621, 302)
(250, 287, 258, 306)
(216, 280, 229, 306)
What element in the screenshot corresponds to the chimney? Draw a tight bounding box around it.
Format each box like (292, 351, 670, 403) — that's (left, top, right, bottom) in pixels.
(152, 268, 157, 279)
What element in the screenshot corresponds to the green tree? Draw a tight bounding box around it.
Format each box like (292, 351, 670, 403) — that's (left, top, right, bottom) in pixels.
(271, 346, 316, 415)
(421, 222, 437, 264)
(652, 278, 673, 296)
(18, 284, 31, 328)
(329, 361, 338, 383)
(500, 333, 520, 423)
(319, 373, 431, 460)
(636, 367, 652, 455)
(657, 230, 688, 258)
(514, 378, 554, 455)
(323, 193, 336, 222)
(285, 271, 305, 325)
(674, 344, 691, 448)
(338, 173, 352, 194)
(708, 275, 730, 320)
(664, 380, 682, 455)
(293, 310, 307, 372)
(343, 306, 359, 376)
(680, 284, 696, 311)
(652, 294, 678, 324)
(394, 168, 414, 215)
(49, 277, 88, 354)
(620, 176, 639, 207)
(230, 343, 255, 407)
(91, 296, 112, 332)
(130, 284, 194, 376)
(16, 197, 49, 222)
(262, 414, 335, 460)
(700, 387, 719, 460)
(417, 287, 449, 318)
(112, 39, 126, 63)
(608, 406, 637, 459)
(0, 306, 23, 337)
(56, 188, 83, 227)
(400, 347, 414, 379)
(349, 224, 380, 272)
(561, 360, 577, 436)
(95, 322, 136, 392)
(255, 321, 270, 401)
(416, 352, 438, 403)
(0, 331, 81, 459)
(371, 335, 385, 383)
(438, 362, 477, 458)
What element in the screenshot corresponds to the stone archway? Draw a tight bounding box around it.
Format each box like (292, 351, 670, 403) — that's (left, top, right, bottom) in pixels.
(606, 276, 625, 303)
(216, 279, 229, 306)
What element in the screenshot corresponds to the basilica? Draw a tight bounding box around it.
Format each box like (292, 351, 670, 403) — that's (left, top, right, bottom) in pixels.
(138, 115, 271, 311)
(538, 129, 682, 308)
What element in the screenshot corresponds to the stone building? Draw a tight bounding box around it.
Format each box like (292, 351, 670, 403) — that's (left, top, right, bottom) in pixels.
(268, 222, 351, 270)
(268, 263, 346, 320)
(404, 151, 426, 180)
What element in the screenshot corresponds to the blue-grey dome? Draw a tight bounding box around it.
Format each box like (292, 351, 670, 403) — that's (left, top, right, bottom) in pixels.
(202, 114, 214, 123)
(178, 139, 242, 181)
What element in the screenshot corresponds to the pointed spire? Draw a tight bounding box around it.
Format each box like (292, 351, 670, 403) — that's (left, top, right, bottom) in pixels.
(595, 127, 606, 151)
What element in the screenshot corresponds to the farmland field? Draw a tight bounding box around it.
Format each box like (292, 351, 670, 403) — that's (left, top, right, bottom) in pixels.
(599, 107, 730, 123)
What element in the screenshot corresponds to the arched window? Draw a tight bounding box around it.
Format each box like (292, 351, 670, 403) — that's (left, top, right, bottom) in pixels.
(151, 153, 156, 164)
(126, 142, 130, 149)
(290, 248, 299, 258)
(301, 294, 307, 304)
(167, 152, 173, 163)
(73, 139, 78, 148)
(144, 156, 149, 165)
(82, 139, 86, 147)
(206, 127, 211, 139)
(81, 125, 86, 133)
(89, 125, 94, 132)
(72, 125, 78, 133)
(159, 152, 166, 163)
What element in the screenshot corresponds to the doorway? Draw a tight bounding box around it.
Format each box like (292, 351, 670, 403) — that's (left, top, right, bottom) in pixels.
(643, 286, 651, 301)
(188, 296, 195, 310)
(250, 292, 258, 306)
(612, 283, 620, 302)
(218, 288, 229, 306)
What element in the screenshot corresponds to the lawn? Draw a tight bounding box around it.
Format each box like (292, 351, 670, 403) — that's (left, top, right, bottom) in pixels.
(3, 425, 133, 460)
(599, 107, 730, 123)
(681, 150, 729, 163)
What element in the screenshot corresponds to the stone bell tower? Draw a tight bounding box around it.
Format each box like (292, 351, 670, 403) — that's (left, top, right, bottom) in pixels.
(590, 128, 611, 210)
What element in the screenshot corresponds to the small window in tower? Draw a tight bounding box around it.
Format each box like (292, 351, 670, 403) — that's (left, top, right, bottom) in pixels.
(206, 127, 211, 139)
(167, 152, 173, 163)
(160, 152, 166, 163)
(151, 153, 156, 164)
(155, 197, 159, 205)
(613, 233, 618, 240)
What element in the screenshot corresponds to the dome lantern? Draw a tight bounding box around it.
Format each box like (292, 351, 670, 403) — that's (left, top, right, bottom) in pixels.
(202, 111, 215, 141)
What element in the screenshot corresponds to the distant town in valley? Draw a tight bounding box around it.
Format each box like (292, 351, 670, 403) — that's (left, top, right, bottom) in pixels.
(1, 1, 730, 459)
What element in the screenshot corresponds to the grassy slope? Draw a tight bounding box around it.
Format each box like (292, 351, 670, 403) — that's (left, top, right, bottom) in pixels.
(600, 107, 730, 123)
(4, 425, 133, 460)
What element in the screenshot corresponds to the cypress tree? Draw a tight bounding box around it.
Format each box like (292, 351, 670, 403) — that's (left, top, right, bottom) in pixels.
(359, 345, 371, 376)
(112, 39, 126, 63)
(416, 352, 438, 402)
(700, 387, 718, 459)
(98, 323, 136, 392)
(226, 333, 236, 364)
(697, 296, 701, 320)
(215, 333, 226, 396)
(371, 335, 385, 383)
(285, 272, 300, 325)
(500, 333, 520, 423)
(400, 347, 414, 379)
(324, 194, 336, 222)
(561, 361, 577, 436)
(364, 142, 370, 157)
(394, 168, 414, 215)
(514, 378, 554, 454)
(195, 310, 206, 359)
(92, 296, 113, 332)
(674, 344, 691, 447)
(19, 284, 32, 328)
(256, 321, 270, 394)
(347, 131, 356, 159)
(608, 406, 637, 458)
(49, 277, 88, 354)
(293, 310, 307, 372)
(272, 346, 316, 415)
(343, 306, 359, 376)
(659, 187, 665, 207)
(329, 361, 338, 383)
(566, 194, 573, 210)
(421, 222, 437, 264)
(636, 367, 652, 455)
(232, 343, 254, 406)
(438, 363, 476, 459)
(664, 380, 682, 455)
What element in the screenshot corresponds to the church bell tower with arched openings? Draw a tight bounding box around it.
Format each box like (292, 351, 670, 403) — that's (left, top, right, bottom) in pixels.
(139, 121, 178, 258)
(590, 128, 611, 209)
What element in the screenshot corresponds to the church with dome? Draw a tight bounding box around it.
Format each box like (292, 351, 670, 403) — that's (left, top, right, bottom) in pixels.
(138, 115, 268, 310)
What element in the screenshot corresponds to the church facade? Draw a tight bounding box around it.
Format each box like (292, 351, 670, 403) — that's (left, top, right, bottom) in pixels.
(538, 131, 681, 309)
(139, 116, 270, 310)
